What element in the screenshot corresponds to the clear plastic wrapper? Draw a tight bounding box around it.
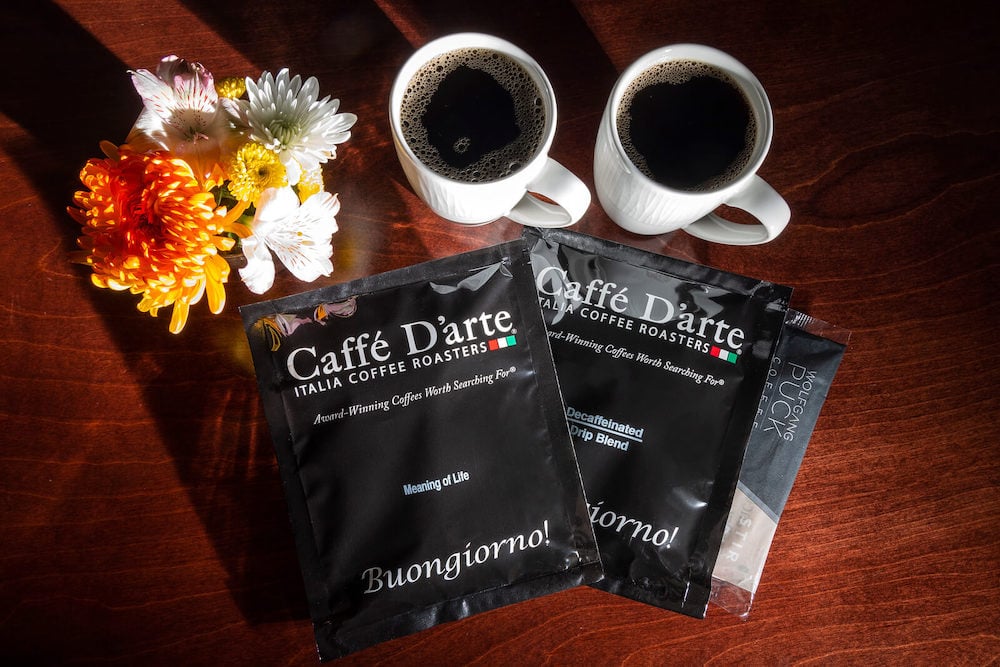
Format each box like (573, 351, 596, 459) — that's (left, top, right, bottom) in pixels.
(710, 310, 848, 618)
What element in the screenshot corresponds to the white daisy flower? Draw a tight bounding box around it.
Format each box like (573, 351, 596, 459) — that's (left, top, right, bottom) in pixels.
(239, 186, 340, 294)
(240, 69, 357, 186)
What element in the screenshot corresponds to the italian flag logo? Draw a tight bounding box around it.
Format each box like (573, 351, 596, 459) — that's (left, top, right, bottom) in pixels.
(710, 345, 738, 364)
(488, 335, 517, 350)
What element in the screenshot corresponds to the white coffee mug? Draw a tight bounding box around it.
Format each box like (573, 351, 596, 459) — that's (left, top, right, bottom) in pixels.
(594, 44, 789, 244)
(389, 33, 590, 227)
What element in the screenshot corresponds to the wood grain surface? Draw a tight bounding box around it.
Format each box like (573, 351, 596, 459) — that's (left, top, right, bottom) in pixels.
(1, 0, 997, 664)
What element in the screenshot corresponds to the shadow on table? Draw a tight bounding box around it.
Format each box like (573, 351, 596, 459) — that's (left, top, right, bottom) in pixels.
(0, 0, 405, 627)
(2, 0, 616, 630)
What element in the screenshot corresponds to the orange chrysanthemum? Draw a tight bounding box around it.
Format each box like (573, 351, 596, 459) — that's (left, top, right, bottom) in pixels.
(69, 144, 242, 333)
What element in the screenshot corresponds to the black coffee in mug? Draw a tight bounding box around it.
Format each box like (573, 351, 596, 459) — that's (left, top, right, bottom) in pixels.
(617, 60, 757, 192)
(400, 48, 546, 182)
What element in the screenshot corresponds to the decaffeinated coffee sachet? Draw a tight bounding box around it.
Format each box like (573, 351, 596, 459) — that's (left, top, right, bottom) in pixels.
(524, 228, 791, 618)
(240, 240, 601, 660)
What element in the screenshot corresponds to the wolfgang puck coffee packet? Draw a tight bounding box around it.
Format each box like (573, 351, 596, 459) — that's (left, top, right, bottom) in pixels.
(710, 310, 848, 618)
(523, 228, 791, 618)
(240, 240, 601, 660)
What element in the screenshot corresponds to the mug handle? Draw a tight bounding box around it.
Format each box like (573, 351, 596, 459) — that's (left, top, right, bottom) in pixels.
(683, 176, 790, 245)
(507, 158, 591, 228)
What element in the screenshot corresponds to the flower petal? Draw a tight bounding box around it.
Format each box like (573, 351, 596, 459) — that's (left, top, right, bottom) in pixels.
(239, 233, 276, 294)
(130, 67, 177, 124)
(205, 254, 229, 314)
(169, 299, 190, 334)
(253, 186, 300, 224)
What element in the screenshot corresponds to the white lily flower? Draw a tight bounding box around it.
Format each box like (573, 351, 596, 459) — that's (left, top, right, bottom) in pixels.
(240, 69, 357, 185)
(239, 186, 340, 294)
(127, 55, 244, 182)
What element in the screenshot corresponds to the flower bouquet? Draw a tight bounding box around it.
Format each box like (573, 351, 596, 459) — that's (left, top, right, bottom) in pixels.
(68, 56, 357, 333)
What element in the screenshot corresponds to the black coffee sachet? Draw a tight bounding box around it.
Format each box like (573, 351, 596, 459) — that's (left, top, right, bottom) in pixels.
(523, 228, 791, 618)
(240, 240, 601, 661)
(710, 310, 848, 618)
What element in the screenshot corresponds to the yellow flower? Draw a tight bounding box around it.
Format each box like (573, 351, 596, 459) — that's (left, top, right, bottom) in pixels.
(227, 142, 287, 203)
(295, 165, 325, 202)
(68, 145, 238, 334)
(215, 76, 246, 99)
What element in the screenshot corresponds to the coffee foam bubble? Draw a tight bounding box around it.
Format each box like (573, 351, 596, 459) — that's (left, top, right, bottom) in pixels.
(617, 60, 757, 191)
(400, 48, 547, 183)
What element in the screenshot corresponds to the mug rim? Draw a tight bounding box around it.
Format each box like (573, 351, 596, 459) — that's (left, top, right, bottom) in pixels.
(606, 43, 774, 197)
(389, 32, 558, 187)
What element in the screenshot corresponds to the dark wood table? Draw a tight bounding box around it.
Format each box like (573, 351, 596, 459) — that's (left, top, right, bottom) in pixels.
(3, 1, 997, 663)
